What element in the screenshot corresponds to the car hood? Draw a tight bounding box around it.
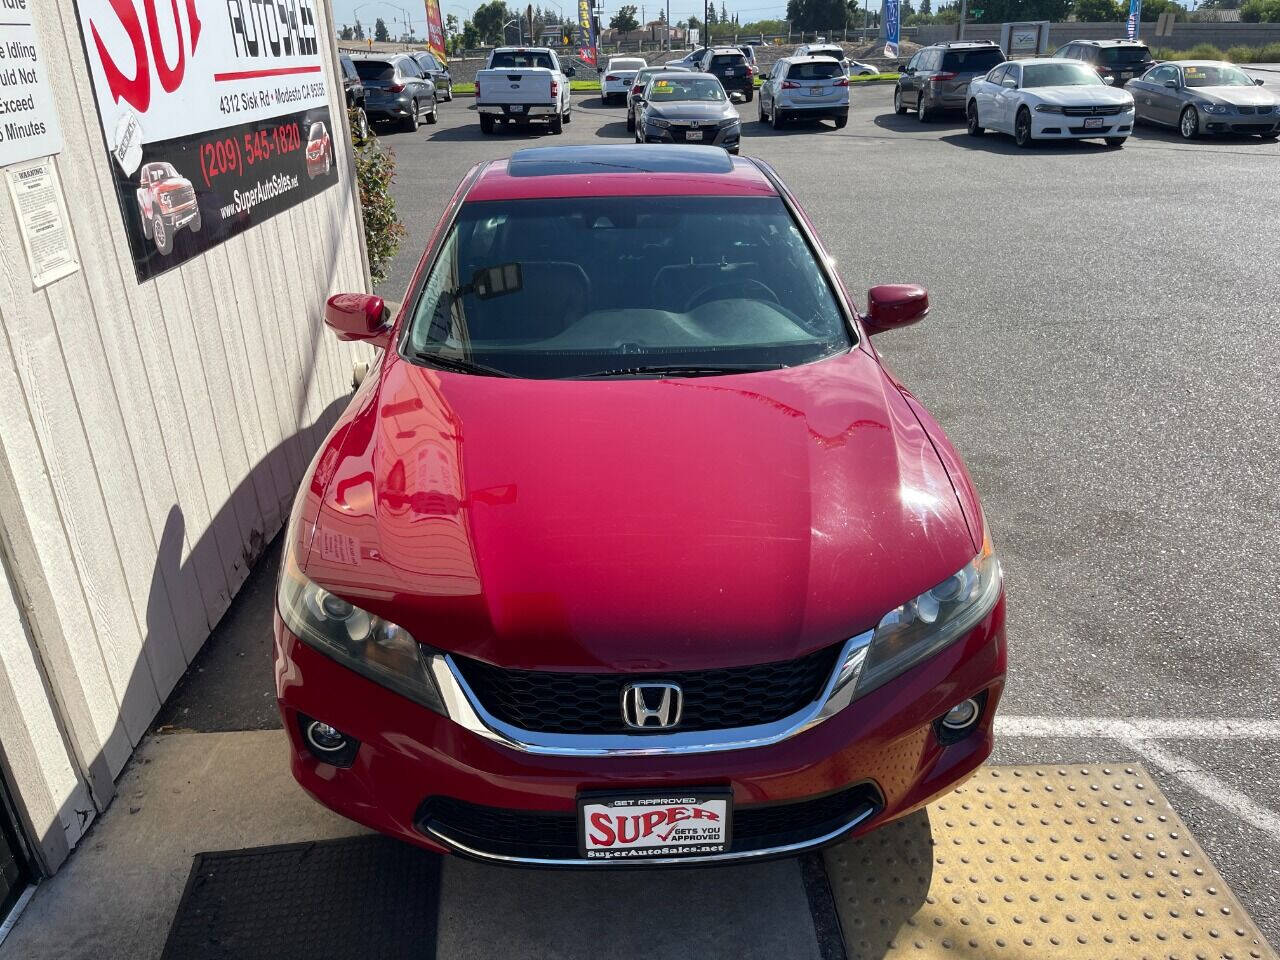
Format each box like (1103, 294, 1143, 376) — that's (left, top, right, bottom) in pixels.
(1031, 85, 1134, 106)
(301, 350, 977, 672)
(1193, 85, 1278, 106)
(647, 101, 735, 121)
(155, 178, 190, 192)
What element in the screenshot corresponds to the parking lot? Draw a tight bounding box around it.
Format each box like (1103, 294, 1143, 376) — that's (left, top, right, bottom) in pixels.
(368, 84, 1280, 944)
(6, 77, 1278, 960)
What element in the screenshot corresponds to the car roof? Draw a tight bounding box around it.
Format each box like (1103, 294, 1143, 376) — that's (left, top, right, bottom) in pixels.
(928, 40, 997, 49)
(467, 146, 778, 202)
(784, 55, 843, 64)
(1076, 38, 1150, 46)
(708, 47, 746, 54)
(1167, 59, 1235, 66)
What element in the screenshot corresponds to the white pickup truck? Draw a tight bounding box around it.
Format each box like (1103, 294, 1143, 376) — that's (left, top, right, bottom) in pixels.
(476, 47, 575, 134)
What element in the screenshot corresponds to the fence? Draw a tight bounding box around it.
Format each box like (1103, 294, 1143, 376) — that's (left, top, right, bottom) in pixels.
(913, 20, 1280, 50)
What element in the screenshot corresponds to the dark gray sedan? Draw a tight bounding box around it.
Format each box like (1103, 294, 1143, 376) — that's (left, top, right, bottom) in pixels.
(634, 73, 742, 154)
(1128, 60, 1279, 139)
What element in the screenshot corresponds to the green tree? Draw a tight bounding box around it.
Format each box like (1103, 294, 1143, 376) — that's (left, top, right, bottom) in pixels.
(354, 18, 365, 38)
(610, 4, 640, 30)
(1240, 0, 1280, 19)
(1138, 0, 1180, 19)
(472, 0, 510, 42)
(707, 3, 718, 23)
(721, 2, 729, 22)
(462, 19, 480, 46)
(374, 17, 390, 41)
(339, 24, 354, 39)
(1072, 0, 1124, 18)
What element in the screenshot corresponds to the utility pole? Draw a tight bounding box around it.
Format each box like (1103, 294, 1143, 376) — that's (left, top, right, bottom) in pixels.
(958, 0, 967, 39)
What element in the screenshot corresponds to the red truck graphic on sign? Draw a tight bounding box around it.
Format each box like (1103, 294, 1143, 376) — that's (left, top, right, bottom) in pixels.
(136, 161, 201, 256)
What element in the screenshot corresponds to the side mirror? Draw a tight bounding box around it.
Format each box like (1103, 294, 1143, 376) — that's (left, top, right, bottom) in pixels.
(565, 65, 576, 77)
(1163, 79, 1178, 89)
(864, 284, 928, 335)
(1103, 75, 1115, 85)
(1256, 77, 1265, 86)
(325, 293, 391, 348)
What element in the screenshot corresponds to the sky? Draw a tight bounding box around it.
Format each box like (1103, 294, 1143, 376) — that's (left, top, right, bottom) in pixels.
(329, 0, 795, 33)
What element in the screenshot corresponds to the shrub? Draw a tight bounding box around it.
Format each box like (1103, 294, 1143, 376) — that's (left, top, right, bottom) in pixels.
(349, 108, 406, 288)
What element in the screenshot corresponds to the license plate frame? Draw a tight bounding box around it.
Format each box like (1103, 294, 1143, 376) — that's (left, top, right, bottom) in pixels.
(1083, 116, 1104, 129)
(509, 104, 525, 113)
(685, 129, 704, 141)
(578, 789, 733, 861)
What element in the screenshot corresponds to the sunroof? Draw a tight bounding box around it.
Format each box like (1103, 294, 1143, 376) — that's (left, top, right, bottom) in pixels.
(506, 145, 735, 177)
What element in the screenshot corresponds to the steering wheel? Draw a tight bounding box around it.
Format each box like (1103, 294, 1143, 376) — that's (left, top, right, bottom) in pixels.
(682, 278, 781, 313)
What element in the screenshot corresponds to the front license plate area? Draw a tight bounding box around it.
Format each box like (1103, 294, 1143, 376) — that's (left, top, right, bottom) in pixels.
(579, 789, 732, 860)
(1084, 116, 1104, 128)
(510, 105, 525, 113)
(685, 129, 704, 141)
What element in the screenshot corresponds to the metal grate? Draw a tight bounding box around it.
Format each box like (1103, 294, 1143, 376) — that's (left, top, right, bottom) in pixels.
(453, 643, 842, 735)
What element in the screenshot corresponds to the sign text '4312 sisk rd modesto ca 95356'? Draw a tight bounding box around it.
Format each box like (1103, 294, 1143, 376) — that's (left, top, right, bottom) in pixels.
(274, 146, 1006, 866)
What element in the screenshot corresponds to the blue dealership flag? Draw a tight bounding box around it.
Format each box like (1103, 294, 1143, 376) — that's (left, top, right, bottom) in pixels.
(1126, 0, 1142, 39)
(885, 0, 900, 58)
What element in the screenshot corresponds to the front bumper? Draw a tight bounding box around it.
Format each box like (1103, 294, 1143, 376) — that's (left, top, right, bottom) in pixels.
(1200, 109, 1279, 135)
(641, 122, 741, 150)
(477, 103, 559, 118)
(276, 596, 1007, 865)
(1031, 109, 1134, 138)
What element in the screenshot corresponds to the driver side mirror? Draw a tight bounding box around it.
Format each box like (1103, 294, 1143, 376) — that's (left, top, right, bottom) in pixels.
(864, 284, 929, 335)
(1256, 77, 1265, 86)
(325, 293, 392, 349)
(1103, 75, 1115, 85)
(565, 65, 576, 77)
(1163, 79, 1178, 89)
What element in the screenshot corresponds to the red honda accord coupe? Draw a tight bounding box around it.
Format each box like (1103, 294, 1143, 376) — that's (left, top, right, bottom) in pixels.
(276, 145, 1006, 865)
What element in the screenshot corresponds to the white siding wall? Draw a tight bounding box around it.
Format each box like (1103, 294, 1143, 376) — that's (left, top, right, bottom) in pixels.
(0, 0, 370, 870)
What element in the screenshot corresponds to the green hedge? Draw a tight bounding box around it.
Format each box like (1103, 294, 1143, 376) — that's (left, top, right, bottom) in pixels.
(1151, 42, 1280, 63)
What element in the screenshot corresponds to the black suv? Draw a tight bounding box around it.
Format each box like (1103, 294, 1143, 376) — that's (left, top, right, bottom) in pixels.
(895, 40, 1006, 120)
(411, 50, 453, 101)
(1053, 39, 1155, 88)
(695, 46, 754, 102)
(339, 54, 368, 138)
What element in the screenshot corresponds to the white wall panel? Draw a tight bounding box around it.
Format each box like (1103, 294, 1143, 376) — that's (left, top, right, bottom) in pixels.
(0, 0, 370, 871)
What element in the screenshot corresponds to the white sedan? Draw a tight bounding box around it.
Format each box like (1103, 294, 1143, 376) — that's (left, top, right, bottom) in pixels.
(966, 58, 1135, 148)
(602, 57, 648, 105)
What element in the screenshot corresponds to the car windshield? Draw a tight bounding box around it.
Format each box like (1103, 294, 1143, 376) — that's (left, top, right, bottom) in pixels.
(353, 60, 394, 83)
(1100, 45, 1150, 64)
(610, 58, 646, 71)
(1022, 62, 1104, 87)
(490, 51, 555, 69)
(942, 48, 1004, 72)
(788, 61, 845, 80)
(648, 76, 725, 101)
(309, 123, 324, 137)
(1182, 64, 1255, 87)
(404, 196, 852, 379)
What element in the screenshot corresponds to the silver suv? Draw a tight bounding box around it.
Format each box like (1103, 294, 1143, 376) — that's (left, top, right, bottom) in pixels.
(895, 40, 1006, 121)
(759, 56, 849, 129)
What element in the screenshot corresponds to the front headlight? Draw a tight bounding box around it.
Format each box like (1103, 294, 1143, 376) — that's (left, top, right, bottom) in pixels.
(648, 117, 671, 128)
(854, 531, 1002, 699)
(719, 116, 740, 128)
(1199, 101, 1228, 114)
(277, 551, 445, 713)
(1034, 103, 1063, 114)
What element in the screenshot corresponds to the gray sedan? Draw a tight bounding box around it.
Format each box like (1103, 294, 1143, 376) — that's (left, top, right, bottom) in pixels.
(1128, 60, 1279, 139)
(634, 73, 742, 154)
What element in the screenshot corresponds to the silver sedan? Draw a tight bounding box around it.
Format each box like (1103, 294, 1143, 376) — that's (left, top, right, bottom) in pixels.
(1127, 60, 1279, 139)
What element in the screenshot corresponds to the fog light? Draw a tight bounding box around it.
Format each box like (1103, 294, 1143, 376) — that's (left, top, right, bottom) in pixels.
(306, 721, 348, 752)
(941, 698, 980, 731)
(298, 713, 361, 767)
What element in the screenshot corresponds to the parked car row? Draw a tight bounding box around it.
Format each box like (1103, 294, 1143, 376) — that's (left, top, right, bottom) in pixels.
(338, 51, 454, 137)
(894, 39, 1277, 145)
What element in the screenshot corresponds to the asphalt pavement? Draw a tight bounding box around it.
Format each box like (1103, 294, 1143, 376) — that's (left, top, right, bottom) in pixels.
(365, 86, 1280, 942)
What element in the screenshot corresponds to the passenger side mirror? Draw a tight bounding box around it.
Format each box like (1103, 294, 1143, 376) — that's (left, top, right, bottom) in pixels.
(565, 65, 576, 77)
(1103, 76, 1115, 85)
(325, 293, 392, 348)
(864, 284, 929, 335)
(1256, 77, 1265, 86)
(1163, 79, 1178, 89)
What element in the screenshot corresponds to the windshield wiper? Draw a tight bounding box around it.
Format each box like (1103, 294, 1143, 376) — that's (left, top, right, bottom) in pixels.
(575, 362, 783, 379)
(411, 352, 514, 378)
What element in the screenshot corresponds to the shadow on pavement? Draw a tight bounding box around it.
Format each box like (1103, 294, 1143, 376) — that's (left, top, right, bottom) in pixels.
(939, 131, 1123, 155)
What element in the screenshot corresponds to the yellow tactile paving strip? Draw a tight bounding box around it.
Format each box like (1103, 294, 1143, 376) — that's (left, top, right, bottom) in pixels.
(825, 764, 1277, 960)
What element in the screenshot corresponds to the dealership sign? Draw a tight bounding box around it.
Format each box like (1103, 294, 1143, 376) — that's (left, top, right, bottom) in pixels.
(73, 0, 339, 281)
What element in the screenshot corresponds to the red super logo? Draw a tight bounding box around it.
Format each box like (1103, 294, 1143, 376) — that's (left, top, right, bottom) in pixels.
(587, 805, 721, 847)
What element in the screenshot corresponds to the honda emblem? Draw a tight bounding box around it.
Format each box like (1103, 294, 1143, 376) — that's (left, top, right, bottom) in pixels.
(621, 682, 683, 729)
